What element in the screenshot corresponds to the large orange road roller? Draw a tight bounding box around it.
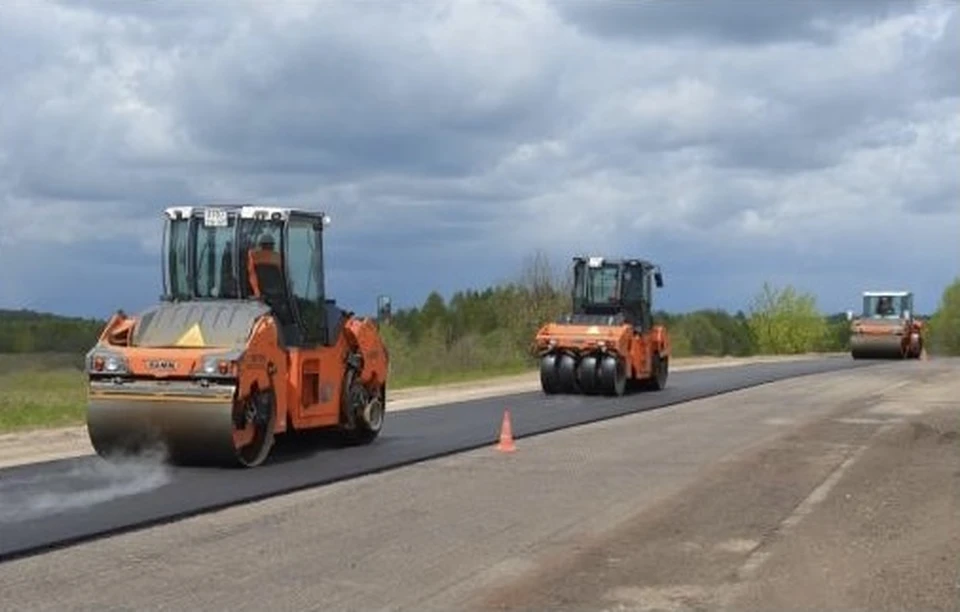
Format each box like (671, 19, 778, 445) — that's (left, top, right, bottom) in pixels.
(84, 205, 390, 468)
(847, 290, 924, 360)
(534, 256, 670, 396)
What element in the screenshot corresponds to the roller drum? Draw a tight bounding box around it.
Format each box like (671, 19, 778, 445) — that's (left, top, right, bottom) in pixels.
(86, 380, 273, 467)
(849, 334, 905, 360)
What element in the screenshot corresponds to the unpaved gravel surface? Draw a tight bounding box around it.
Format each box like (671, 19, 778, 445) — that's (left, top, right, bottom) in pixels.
(0, 354, 829, 469)
(468, 361, 960, 612)
(1, 357, 952, 612)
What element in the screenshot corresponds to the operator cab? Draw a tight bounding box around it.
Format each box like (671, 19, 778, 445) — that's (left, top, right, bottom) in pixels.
(568, 256, 664, 330)
(860, 291, 913, 321)
(160, 205, 344, 348)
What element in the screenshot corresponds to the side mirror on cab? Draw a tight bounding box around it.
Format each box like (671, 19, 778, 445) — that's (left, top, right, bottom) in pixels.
(654, 271, 663, 288)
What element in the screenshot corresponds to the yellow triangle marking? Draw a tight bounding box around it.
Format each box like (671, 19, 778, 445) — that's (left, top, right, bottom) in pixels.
(175, 323, 206, 347)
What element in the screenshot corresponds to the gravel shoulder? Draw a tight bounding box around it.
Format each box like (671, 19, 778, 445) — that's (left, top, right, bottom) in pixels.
(467, 360, 960, 612)
(0, 353, 831, 469)
(0, 356, 941, 612)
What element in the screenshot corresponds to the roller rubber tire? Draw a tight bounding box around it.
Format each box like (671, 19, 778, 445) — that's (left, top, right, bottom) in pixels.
(646, 353, 668, 391)
(340, 371, 384, 446)
(578, 355, 600, 395)
(599, 354, 626, 397)
(558, 353, 579, 394)
(540, 354, 560, 394)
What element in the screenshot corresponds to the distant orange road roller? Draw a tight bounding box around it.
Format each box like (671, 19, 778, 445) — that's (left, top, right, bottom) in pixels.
(847, 290, 924, 360)
(84, 205, 390, 467)
(534, 256, 670, 396)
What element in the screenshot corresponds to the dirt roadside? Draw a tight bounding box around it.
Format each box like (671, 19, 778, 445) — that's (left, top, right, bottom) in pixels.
(0, 353, 838, 470)
(463, 363, 960, 612)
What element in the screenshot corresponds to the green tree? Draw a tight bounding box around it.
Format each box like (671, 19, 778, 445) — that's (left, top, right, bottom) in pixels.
(821, 313, 852, 352)
(746, 282, 828, 354)
(926, 278, 960, 355)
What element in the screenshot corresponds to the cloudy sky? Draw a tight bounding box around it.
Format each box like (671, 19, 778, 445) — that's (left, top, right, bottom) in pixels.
(1, 0, 957, 319)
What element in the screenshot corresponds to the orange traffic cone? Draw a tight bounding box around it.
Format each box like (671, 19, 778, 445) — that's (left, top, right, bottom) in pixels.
(496, 409, 516, 453)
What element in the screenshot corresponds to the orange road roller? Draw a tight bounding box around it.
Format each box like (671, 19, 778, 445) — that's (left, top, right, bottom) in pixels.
(534, 256, 670, 396)
(847, 290, 924, 360)
(84, 205, 390, 467)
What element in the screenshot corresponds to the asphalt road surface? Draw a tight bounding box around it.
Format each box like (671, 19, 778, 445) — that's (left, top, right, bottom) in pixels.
(0, 359, 955, 611)
(0, 357, 873, 563)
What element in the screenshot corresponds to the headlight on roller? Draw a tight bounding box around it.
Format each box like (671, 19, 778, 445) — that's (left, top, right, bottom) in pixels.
(197, 350, 244, 378)
(86, 350, 129, 374)
(201, 356, 230, 376)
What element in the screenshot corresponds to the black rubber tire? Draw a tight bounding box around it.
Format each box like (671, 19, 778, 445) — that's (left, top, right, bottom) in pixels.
(540, 354, 559, 394)
(599, 354, 626, 397)
(558, 353, 579, 394)
(578, 355, 600, 395)
(355, 384, 385, 443)
(646, 353, 668, 391)
(340, 372, 384, 446)
(235, 388, 277, 467)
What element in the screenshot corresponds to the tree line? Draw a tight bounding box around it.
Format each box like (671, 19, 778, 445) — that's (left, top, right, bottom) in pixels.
(2, 252, 958, 385)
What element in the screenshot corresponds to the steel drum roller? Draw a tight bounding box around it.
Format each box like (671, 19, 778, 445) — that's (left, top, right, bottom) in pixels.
(849, 334, 905, 359)
(86, 380, 273, 467)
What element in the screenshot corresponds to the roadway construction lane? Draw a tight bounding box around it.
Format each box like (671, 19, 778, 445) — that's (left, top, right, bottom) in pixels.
(0, 357, 871, 563)
(0, 359, 948, 611)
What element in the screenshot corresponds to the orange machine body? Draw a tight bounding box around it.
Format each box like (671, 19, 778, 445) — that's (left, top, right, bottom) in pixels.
(533, 256, 670, 396)
(84, 205, 390, 468)
(534, 318, 670, 381)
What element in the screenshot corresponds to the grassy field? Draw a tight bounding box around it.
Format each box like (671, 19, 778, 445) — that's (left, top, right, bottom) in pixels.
(0, 354, 90, 432)
(0, 352, 536, 434)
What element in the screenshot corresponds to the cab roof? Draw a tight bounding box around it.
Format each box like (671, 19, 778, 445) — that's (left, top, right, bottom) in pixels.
(862, 291, 912, 297)
(163, 205, 330, 224)
(573, 255, 659, 269)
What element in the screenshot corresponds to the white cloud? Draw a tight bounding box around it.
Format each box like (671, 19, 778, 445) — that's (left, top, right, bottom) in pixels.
(0, 0, 957, 317)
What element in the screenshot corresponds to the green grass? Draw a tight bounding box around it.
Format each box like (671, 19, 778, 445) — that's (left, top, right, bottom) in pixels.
(0, 369, 88, 432)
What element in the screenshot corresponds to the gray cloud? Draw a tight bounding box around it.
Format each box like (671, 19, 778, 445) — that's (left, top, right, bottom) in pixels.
(554, 0, 923, 45)
(0, 0, 958, 318)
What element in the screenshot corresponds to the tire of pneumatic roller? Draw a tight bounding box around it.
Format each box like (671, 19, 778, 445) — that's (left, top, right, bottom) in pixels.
(540, 353, 559, 394)
(598, 354, 626, 397)
(557, 353, 579, 394)
(577, 355, 600, 395)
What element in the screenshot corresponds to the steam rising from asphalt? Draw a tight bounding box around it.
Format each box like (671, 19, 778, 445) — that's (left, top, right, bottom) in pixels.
(0, 443, 172, 524)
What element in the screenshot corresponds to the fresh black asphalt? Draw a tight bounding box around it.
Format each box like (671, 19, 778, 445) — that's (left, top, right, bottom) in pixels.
(0, 356, 879, 563)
